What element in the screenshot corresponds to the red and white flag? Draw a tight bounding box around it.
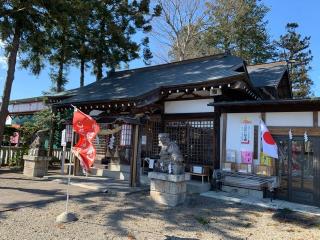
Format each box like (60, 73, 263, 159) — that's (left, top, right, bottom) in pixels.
(72, 108, 100, 172)
(260, 120, 278, 158)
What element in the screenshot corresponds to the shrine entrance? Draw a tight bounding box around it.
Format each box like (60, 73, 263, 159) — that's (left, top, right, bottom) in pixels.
(276, 136, 320, 206)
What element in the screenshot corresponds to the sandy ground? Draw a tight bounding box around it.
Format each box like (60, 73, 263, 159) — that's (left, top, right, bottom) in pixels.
(0, 170, 320, 240)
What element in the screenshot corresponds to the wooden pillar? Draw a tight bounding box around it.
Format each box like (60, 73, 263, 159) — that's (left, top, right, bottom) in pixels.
(213, 112, 221, 170)
(313, 111, 318, 128)
(48, 109, 56, 157)
(221, 113, 227, 168)
(130, 124, 142, 187)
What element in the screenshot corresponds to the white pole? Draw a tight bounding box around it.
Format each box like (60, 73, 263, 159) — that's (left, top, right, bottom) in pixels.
(61, 146, 66, 175)
(65, 127, 75, 213)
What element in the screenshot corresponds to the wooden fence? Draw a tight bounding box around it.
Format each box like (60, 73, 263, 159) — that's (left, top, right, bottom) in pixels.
(52, 148, 72, 162)
(0, 146, 24, 165)
(0, 146, 71, 165)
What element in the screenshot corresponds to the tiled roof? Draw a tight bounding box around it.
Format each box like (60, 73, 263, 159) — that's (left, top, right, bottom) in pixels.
(247, 61, 288, 88)
(59, 54, 245, 105)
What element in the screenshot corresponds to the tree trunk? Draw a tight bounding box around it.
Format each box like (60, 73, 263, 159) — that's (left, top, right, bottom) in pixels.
(0, 24, 21, 146)
(57, 59, 64, 92)
(80, 58, 85, 87)
(96, 58, 103, 81)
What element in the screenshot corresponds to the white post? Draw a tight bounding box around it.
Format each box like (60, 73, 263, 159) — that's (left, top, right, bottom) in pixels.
(61, 146, 66, 175)
(65, 127, 74, 213)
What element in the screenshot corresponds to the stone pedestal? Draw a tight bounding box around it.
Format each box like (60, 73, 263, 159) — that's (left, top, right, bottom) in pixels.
(23, 155, 51, 177)
(148, 172, 190, 207)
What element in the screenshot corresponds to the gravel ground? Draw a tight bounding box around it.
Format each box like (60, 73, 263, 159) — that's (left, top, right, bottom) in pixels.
(0, 170, 320, 240)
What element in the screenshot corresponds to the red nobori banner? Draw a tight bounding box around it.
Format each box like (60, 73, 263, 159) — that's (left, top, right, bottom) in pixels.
(71, 109, 100, 172)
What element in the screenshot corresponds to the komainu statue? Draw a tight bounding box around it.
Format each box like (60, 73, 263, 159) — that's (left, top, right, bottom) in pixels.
(28, 129, 49, 156)
(155, 133, 184, 175)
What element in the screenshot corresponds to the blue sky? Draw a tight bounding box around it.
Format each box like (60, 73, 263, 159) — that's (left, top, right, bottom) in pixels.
(0, 0, 319, 100)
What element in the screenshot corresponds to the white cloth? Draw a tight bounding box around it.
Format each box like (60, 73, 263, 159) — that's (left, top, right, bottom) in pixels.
(148, 159, 154, 169)
(260, 120, 278, 158)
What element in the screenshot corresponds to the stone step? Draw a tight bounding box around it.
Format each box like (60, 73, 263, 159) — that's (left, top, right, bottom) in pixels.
(108, 163, 130, 172)
(89, 168, 130, 180)
(93, 163, 108, 169)
(186, 180, 211, 194)
(222, 185, 264, 199)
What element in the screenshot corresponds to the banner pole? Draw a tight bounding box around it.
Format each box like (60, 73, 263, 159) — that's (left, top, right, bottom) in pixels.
(65, 120, 75, 213)
(56, 106, 77, 223)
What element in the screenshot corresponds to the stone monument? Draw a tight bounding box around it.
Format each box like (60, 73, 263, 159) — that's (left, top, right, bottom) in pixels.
(23, 129, 51, 177)
(148, 133, 190, 206)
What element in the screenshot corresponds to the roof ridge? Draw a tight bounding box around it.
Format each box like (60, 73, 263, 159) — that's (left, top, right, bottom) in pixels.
(110, 53, 239, 77)
(248, 61, 287, 67)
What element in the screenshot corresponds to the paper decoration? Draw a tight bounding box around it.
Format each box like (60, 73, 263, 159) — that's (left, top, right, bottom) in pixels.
(260, 152, 273, 166)
(108, 134, 115, 149)
(61, 129, 66, 147)
(240, 117, 254, 165)
(142, 135, 147, 145)
(240, 119, 252, 144)
(226, 149, 236, 162)
(241, 151, 253, 164)
(289, 129, 293, 140)
(304, 131, 308, 142)
(168, 163, 172, 174)
(149, 159, 155, 169)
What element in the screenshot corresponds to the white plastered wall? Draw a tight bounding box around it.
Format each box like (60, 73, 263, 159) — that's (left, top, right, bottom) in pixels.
(266, 112, 313, 127)
(164, 99, 213, 114)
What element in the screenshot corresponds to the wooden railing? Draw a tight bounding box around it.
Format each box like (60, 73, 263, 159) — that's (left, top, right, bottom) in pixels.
(52, 148, 72, 161)
(0, 146, 71, 166)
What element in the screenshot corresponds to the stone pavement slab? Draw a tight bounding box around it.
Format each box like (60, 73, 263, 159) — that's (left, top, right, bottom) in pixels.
(201, 190, 320, 216)
(45, 174, 148, 196)
(0, 169, 91, 212)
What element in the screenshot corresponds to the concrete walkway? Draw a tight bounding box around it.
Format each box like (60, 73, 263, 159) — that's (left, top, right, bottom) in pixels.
(0, 168, 146, 212)
(44, 174, 148, 196)
(201, 190, 320, 216)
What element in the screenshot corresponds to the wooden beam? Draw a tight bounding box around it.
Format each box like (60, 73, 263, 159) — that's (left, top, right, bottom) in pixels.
(269, 127, 320, 136)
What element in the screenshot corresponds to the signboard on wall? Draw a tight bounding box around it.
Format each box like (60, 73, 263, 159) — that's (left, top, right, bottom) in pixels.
(240, 117, 254, 164)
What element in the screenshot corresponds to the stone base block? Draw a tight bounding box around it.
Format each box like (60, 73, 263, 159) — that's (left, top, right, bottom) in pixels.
(150, 179, 186, 194)
(150, 190, 186, 207)
(148, 172, 189, 207)
(108, 163, 130, 172)
(23, 156, 51, 178)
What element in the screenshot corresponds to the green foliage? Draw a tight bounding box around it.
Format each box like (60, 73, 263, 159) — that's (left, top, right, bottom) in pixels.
(89, 0, 161, 80)
(274, 23, 313, 97)
(8, 147, 27, 169)
(205, 0, 275, 64)
(20, 109, 53, 146)
(167, 0, 275, 64)
(194, 215, 210, 225)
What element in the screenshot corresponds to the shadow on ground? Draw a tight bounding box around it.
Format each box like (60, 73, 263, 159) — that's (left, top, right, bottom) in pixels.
(272, 208, 320, 228)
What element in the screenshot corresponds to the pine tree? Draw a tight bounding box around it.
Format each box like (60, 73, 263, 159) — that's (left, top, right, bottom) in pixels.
(275, 23, 313, 97)
(0, 1, 55, 145)
(205, 0, 275, 64)
(89, 0, 161, 81)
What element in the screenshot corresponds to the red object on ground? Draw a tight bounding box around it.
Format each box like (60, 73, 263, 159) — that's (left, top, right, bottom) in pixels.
(72, 109, 100, 171)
